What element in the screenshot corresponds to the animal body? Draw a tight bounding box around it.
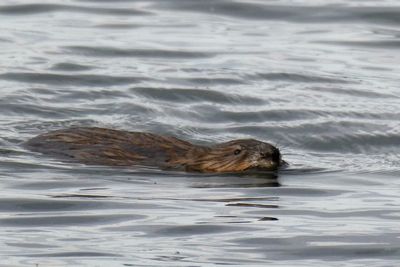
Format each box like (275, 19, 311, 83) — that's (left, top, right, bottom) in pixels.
(25, 127, 283, 173)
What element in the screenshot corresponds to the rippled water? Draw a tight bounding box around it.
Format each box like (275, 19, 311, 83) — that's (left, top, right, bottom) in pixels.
(1, 0, 400, 266)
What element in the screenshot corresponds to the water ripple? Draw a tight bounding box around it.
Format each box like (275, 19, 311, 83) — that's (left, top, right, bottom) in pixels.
(64, 46, 215, 59)
(158, 1, 400, 25)
(304, 132, 400, 153)
(25, 252, 121, 257)
(130, 87, 264, 105)
(0, 214, 144, 227)
(0, 72, 145, 86)
(0, 198, 135, 212)
(0, 3, 151, 16)
(249, 72, 350, 83)
(50, 63, 94, 72)
(319, 40, 400, 49)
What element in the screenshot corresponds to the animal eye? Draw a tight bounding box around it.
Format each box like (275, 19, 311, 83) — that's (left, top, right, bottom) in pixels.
(234, 149, 241, 155)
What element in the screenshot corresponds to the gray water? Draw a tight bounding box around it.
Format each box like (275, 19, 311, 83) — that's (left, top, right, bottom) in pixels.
(1, 0, 400, 266)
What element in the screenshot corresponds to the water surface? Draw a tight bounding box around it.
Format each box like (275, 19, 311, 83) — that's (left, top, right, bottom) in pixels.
(1, 0, 400, 266)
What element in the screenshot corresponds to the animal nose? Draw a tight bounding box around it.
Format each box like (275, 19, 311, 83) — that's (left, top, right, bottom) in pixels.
(271, 148, 281, 163)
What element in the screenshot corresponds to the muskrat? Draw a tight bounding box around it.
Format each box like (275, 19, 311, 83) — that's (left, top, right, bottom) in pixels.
(24, 127, 283, 173)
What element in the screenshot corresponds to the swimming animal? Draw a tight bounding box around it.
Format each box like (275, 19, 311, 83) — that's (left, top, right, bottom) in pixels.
(24, 127, 283, 173)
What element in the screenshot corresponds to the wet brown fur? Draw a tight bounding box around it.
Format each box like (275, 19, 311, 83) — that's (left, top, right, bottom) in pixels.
(24, 127, 282, 173)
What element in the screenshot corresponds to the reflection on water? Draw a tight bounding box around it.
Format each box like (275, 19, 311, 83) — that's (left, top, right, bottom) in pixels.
(1, 0, 400, 266)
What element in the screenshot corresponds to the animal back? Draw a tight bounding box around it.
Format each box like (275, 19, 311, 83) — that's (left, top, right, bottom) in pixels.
(24, 127, 193, 167)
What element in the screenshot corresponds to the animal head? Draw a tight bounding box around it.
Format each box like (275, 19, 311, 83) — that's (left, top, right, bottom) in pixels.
(186, 139, 282, 173)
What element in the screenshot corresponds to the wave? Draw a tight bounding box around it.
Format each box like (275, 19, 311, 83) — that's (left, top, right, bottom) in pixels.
(64, 46, 215, 59)
(0, 72, 145, 86)
(157, 1, 400, 26)
(0, 3, 151, 16)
